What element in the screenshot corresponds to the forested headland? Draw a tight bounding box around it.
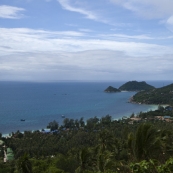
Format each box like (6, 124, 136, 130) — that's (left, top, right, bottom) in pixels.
(132, 83, 173, 105)
(1, 106, 173, 173)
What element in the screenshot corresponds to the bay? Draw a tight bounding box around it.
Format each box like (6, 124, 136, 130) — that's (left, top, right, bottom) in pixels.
(0, 80, 172, 135)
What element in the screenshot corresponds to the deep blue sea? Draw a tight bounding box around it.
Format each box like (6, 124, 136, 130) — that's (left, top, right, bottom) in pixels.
(0, 81, 173, 135)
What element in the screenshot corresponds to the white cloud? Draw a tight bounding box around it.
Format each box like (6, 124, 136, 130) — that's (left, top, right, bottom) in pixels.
(0, 27, 173, 81)
(166, 15, 173, 32)
(57, 0, 111, 24)
(110, 0, 173, 19)
(0, 5, 25, 19)
(100, 34, 153, 40)
(79, 28, 93, 32)
(1, 51, 173, 81)
(0, 27, 172, 57)
(57, 0, 98, 20)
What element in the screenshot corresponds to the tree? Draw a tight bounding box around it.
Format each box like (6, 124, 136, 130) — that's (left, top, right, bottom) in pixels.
(75, 148, 92, 173)
(158, 105, 164, 112)
(129, 123, 162, 161)
(86, 116, 99, 130)
(79, 117, 85, 127)
(63, 118, 70, 128)
(100, 115, 112, 126)
(17, 153, 33, 173)
(47, 120, 59, 131)
(75, 119, 80, 128)
(97, 130, 115, 153)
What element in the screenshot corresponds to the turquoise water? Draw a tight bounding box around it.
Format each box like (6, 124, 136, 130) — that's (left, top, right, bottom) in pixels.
(0, 81, 172, 135)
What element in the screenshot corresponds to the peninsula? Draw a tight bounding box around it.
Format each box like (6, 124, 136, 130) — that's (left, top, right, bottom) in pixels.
(132, 83, 173, 105)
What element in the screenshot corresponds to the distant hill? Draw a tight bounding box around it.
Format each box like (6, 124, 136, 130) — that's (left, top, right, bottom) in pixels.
(119, 81, 155, 91)
(104, 86, 121, 93)
(132, 83, 173, 105)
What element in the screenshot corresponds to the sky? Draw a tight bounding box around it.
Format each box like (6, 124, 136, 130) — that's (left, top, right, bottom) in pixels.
(0, 0, 173, 81)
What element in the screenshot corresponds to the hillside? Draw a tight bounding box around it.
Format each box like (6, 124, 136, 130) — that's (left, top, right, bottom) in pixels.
(119, 81, 155, 91)
(132, 83, 173, 105)
(2, 111, 173, 173)
(104, 86, 121, 92)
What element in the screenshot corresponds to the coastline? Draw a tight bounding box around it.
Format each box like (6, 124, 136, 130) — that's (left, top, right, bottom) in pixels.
(129, 95, 170, 108)
(1, 81, 172, 136)
(113, 104, 158, 121)
(2, 104, 159, 137)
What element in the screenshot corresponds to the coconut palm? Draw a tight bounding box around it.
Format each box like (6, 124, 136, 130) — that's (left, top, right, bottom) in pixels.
(96, 150, 113, 172)
(17, 153, 32, 173)
(97, 130, 115, 153)
(75, 148, 92, 173)
(129, 123, 162, 161)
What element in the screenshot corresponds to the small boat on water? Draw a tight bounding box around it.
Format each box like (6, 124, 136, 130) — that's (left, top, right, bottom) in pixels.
(61, 115, 65, 118)
(20, 119, 25, 121)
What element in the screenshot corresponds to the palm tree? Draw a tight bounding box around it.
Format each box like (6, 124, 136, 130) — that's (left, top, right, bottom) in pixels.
(75, 119, 80, 128)
(75, 148, 92, 173)
(79, 117, 85, 127)
(129, 123, 162, 161)
(96, 150, 113, 172)
(17, 153, 32, 173)
(97, 130, 115, 153)
(63, 118, 70, 128)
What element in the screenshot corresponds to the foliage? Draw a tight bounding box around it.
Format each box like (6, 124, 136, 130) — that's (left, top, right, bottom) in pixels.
(131, 158, 173, 173)
(133, 83, 173, 105)
(47, 120, 59, 131)
(17, 153, 33, 173)
(2, 110, 173, 173)
(104, 86, 120, 93)
(119, 81, 155, 91)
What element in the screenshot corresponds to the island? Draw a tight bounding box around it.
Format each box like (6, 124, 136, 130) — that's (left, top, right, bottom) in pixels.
(104, 86, 121, 93)
(119, 81, 155, 91)
(132, 83, 173, 105)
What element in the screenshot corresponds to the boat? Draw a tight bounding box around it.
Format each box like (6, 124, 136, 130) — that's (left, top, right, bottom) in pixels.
(61, 115, 65, 118)
(20, 119, 25, 121)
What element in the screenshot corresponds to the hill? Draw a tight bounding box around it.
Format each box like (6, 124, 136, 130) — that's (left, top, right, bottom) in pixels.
(104, 86, 121, 92)
(119, 81, 155, 91)
(132, 83, 173, 105)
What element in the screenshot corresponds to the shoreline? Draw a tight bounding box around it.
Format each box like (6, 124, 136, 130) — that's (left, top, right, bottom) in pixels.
(2, 104, 159, 137)
(113, 104, 158, 121)
(129, 96, 170, 107)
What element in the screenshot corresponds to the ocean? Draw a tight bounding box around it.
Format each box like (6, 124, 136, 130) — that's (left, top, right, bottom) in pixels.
(0, 80, 172, 135)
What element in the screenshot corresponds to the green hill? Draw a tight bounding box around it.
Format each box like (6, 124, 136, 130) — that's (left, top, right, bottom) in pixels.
(132, 83, 173, 105)
(119, 81, 155, 91)
(104, 86, 121, 92)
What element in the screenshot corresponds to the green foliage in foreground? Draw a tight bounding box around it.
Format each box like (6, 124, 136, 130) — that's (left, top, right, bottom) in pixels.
(1, 109, 173, 172)
(130, 158, 173, 173)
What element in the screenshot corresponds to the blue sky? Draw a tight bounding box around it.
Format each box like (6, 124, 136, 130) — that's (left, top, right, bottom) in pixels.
(0, 0, 173, 81)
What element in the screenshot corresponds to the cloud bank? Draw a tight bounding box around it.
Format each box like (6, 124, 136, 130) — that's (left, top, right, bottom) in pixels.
(0, 27, 172, 57)
(0, 27, 173, 81)
(1, 50, 173, 81)
(110, 0, 173, 19)
(0, 5, 25, 19)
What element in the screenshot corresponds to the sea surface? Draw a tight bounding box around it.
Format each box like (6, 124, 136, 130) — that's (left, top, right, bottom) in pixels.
(0, 80, 173, 135)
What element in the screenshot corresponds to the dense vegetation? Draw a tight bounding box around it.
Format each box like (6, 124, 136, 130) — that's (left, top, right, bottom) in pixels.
(1, 106, 173, 173)
(104, 86, 120, 93)
(119, 81, 155, 91)
(133, 83, 173, 105)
